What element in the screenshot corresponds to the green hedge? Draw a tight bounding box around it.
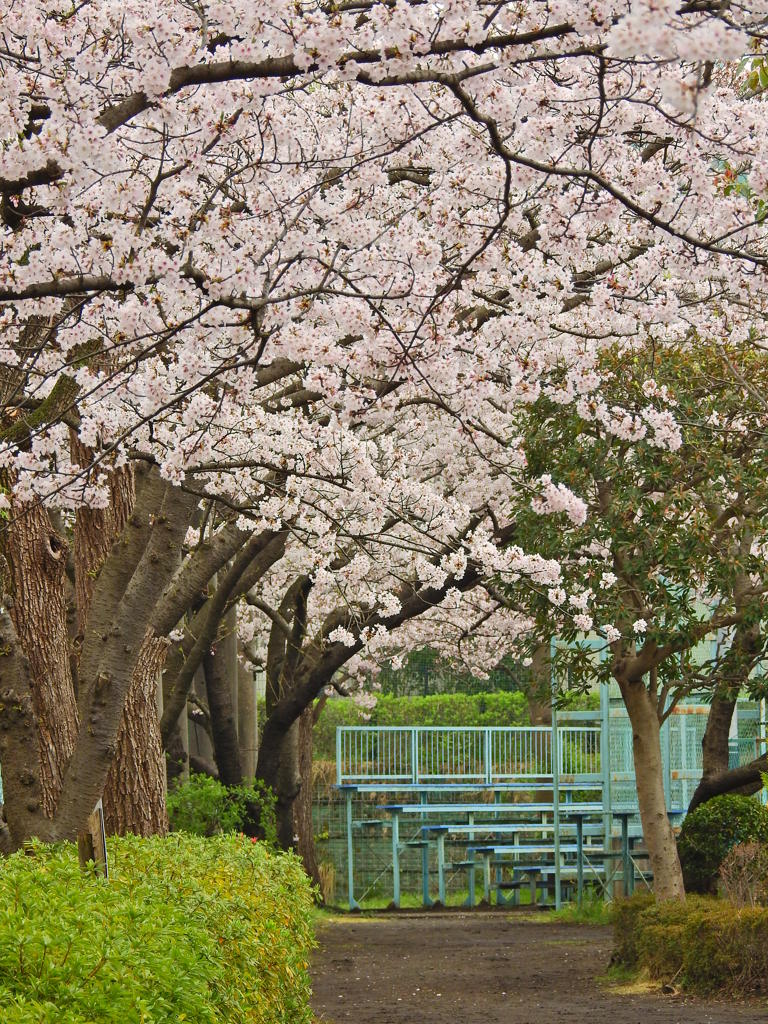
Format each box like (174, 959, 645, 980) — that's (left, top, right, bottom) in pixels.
(309, 690, 600, 760)
(0, 834, 315, 1023)
(613, 893, 768, 996)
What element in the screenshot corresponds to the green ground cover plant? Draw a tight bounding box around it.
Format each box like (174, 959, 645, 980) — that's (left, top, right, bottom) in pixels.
(613, 892, 768, 996)
(0, 833, 314, 1024)
(167, 773, 278, 844)
(677, 795, 768, 893)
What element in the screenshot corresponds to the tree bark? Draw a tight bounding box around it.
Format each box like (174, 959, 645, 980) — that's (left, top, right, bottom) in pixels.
(102, 634, 169, 836)
(527, 642, 552, 725)
(621, 679, 685, 900)
(700, 692, 736, 778)
(237, 658, 258, 779)
(686, 752, 767, 810)
(159, 529, 286, 745)
(203, 604, 242, 786)
(73, 454, 168, 836)
(687, 617, 763, 812)
(5, 502, 79, 815)
(50, 474, 197, 841)
(0, 607, 51, 850)
(276, 719, 300, 850)
(293, 705, 321, 886)
(71, 439, 135, 637)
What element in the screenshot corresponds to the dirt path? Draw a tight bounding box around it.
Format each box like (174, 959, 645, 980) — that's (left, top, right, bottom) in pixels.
(311, 912, 765, 1024)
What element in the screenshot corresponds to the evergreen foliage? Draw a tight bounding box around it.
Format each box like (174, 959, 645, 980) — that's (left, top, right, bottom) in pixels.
(677, 795, 768, 893)
(0, 834, 314, 1023)
(167, 774, 277, 846)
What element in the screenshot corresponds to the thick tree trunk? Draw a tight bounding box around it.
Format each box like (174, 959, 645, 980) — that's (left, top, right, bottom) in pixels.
(701, 692, 736, 777)
(73, 456, 168, 836)
(203, 606, 243, 786)
(276, 720, 300, 850)
(0, 609, 51, 850)
(688, 615, 763, 812)
(71, 442, 135, 637)
(1, 468, 195, 845)
(621, 680, 685, 900)
(687, 688, 765, 812)
(238, 659, 258, 779)
(48, 473, 197, 841)
(165, 720, 190, 784)
(687, 684, 767, 811)
(102, 634, 169, 836)
(687, 691, 736, 813)
(294, 706, 321, 886)
(687, 752, 767, 810)
(5, 502, 79, 815)
(526, 642, 552, 726)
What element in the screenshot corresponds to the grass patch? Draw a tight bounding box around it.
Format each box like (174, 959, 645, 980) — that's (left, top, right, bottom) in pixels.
(547, 892, 614, 926)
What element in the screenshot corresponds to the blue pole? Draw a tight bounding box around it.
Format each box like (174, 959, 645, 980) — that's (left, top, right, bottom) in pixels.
(345, 790, 359, 910)
(551, 637, 561, 910)
(392, 811, 401, 909)
(600, 680, 612, 900)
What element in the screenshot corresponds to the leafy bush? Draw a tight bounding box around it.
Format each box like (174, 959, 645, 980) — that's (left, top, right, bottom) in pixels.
(0, 834, 314, 1023)
(167, 773, 277, 845)
(677, 795, 768, 893)
(719, 842, 768, 907)
(611, 893, 655, 967)
(613, 894, 768, 996)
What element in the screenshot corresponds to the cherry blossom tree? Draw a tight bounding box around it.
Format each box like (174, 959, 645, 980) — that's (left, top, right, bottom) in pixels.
(1, 1, 768, 881)
(501, 339, 768, 898)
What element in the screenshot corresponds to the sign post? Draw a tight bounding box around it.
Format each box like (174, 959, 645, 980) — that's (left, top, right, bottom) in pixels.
(77, 798, 108, 879)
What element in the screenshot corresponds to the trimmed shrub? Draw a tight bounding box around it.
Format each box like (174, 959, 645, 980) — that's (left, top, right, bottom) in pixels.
(719, 842, 768, 907)
(677, 795, 768, 893)
(0, 833, 315, 1023)
(613, 895, 768, 996)
(167, 773, 277, 845)
(611, 893, 654, 967)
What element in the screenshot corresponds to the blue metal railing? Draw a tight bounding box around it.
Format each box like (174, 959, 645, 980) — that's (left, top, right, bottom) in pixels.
(336, 725, 602, 787)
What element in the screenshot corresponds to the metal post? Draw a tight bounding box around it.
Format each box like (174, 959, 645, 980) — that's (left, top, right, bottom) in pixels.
(437, 833, 446, 905)
(576, 815, 584, 909)
(600, 680, 612, 900)
(420, 791, 432, 907)
(392, 811, 401, 909)
(494, 788, 506, 905)
(345, 790, 359, 910)
(621, 813, 630, 898)
(551, 683, 561, 910)
(467, 812, 476, 907)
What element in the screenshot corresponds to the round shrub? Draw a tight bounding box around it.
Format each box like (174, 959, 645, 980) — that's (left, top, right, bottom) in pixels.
(677, 795, 768, 893)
